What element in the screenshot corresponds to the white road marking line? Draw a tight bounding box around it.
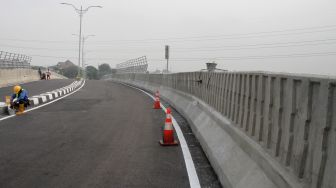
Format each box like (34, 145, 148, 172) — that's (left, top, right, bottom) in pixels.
(0, 80, 85, 122)
(120, 83, 201, 188)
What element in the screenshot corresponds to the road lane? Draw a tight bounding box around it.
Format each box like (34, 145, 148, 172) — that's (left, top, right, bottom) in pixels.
(0, 79, 74, 101)
(0, 80, 189, 188)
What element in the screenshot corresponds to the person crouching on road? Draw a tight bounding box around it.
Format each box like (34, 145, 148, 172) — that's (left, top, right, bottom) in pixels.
(10, 85, 30, 114)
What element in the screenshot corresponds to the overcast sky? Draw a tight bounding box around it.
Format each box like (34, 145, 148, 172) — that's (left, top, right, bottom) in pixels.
(0, 0, 336, 75)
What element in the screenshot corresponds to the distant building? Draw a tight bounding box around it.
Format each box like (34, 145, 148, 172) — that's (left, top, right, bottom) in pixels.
(56, 60, 76, 69)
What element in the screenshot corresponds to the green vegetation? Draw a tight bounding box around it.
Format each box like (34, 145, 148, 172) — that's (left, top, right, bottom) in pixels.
(98, 63, 112, 79)
(86, 66, 99, 80)
(45, 60, 115, 80)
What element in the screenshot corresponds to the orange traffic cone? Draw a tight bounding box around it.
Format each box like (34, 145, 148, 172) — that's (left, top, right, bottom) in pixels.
(153, 93, 161, 109)
(155, 90, 160, 97)
(165, 108, 172, 123)
(5, 96, 11, 106)
(160, 108, 178, 146)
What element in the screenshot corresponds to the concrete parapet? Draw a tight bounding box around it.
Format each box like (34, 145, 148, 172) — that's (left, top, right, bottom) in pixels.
(112, 72, 336, 188)
(0, 69, 67, 88)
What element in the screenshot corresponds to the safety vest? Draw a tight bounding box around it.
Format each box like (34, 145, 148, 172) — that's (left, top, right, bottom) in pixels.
(16, 89, 24, 98)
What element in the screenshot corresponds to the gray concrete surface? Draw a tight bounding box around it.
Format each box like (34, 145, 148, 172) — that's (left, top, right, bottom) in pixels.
(0, 80, 190, 188)
(111, 72, 336, 188)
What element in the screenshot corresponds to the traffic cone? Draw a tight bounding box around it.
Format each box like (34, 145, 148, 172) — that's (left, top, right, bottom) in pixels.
(165, 108, 172, 123)
(160, 108, 178, 146)
(5, 96, 10, 106)
(153, 95, 161, 109)
(16, 103, 25, 115)
(155, 90, 160, 97)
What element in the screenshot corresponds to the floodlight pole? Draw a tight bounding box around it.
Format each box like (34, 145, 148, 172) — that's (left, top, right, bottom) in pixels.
(61, 3, 102, 78)
(78, 6, 83, 78)
(81, 35, 95, 79)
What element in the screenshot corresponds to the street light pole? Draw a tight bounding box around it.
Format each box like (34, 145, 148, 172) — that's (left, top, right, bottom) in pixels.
(78, 6, 83, 78)
(81, 35, 95, 79)
(60, 3, 102, 78)
(72, 34, 95, 80)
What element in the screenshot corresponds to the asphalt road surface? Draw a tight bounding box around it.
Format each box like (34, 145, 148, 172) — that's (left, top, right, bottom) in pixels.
(0, 80, 190, 188)
(0, 79, 74, 102)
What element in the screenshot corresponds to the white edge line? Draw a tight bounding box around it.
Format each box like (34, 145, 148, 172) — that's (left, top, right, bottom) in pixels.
(0, 80, 85, 122)
(119, 82, 201, 188)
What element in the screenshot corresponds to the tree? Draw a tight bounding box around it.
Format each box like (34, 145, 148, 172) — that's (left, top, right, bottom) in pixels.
(98, 63, 112, 78)
(62, 65, 78, 79)
(86, 66, 98, 80)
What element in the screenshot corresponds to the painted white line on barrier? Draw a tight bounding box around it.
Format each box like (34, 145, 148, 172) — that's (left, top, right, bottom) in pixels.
(58, 90, 63, 96)
(29, 98, 39, 105)
(32, 95, 47, 103)
(50, 91, 59, 98)
(0, 80, 85, 122)
(120, 83, 201, 188)
(41, 93, 53, 100)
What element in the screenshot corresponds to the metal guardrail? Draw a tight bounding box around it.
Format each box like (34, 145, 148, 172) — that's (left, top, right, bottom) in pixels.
(116, 56, 148, 73)
(0, 51, 31, 69)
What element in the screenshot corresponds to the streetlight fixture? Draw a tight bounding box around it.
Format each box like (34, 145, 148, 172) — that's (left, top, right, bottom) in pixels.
(61, 3, 102, 78)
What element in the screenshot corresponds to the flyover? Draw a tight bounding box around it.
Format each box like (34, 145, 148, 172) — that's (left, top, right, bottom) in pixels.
(0, 80, 220, 188)
(0, 71, 335, 188)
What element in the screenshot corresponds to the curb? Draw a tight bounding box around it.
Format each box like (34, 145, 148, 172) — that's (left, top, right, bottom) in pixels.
(0, 80, 84, 115)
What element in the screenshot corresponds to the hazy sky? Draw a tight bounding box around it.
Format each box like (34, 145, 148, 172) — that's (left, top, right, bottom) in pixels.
(0, 0, 336, 75)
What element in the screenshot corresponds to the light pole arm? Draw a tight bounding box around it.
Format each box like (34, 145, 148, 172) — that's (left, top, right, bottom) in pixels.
(60, 3, 80, 12)
(83, 6, 103, 12)
(83, 35, 95, 40)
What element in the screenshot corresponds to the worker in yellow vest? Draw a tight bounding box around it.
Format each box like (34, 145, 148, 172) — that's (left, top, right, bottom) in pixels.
(10, 85, 30, 115)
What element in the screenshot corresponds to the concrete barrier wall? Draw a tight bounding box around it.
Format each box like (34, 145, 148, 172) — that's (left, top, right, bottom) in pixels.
(112, 72, 336, 188)
(0, 69, 66, 88)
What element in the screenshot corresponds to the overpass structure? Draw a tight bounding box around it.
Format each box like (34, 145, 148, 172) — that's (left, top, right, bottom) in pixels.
(0, 79, 217, 188)
(0, 71, 335, 188)
(112, 71, 336, 188)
